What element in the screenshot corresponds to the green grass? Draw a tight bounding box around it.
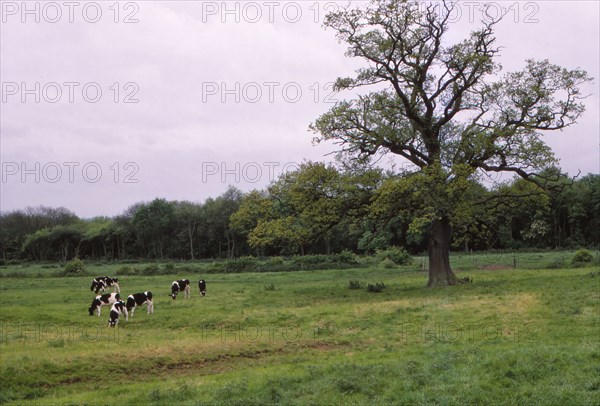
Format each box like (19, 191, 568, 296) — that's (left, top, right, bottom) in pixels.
(2, 249, 597, 278)
(0, 258, 599, 405)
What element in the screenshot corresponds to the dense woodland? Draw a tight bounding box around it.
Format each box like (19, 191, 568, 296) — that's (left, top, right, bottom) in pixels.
(1, 163, 598, 262)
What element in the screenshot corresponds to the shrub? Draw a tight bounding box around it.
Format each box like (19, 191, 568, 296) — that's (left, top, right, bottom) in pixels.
(366, 282, 386, 293)
(141, 264, 161, 275)
(292, 255, 331, 269)
(267, 256, 285, 265)
(380, 258, 397, 269)
(338, 249, 358, 264)
(206, 262, 225, 274)
(263, 256, 289, 272)
(376, 247, 412, 265)
(291, 253, 359, 270)
(62, 258, 85, 276)
(348, 280, 363, 290)
(115, 266, 136, 276)
(458, 276, 473, 284)
(224, 256, 258, 273)
(163, 263, 176, 272)
(572, 249, 593, 264)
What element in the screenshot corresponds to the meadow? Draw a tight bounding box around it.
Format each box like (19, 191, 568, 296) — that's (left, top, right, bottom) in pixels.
(0, 251, 599, 405)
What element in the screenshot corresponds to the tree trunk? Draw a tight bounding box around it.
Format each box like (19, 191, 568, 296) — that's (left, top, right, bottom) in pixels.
(75, 240, 82, 259)
(225, 233, 232, 259)
(188, 223, 195, 260)
(427, 217, 458, 287)
(231, 235, 236, 259)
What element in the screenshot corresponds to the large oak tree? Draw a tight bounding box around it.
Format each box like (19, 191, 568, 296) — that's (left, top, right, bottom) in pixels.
(311, 0, 592, 286)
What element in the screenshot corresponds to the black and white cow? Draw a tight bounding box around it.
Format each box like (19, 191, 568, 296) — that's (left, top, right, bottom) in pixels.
(108, 300, 128, 327)
(171, 279, 190, 300)
(90, 277, 107, 294)
(198, 279, 207, 297)
(126, 291, 154, 317)
(104, 277, 120, 293)
(89, 292, 121, 316)
(90, 276, 120, 294)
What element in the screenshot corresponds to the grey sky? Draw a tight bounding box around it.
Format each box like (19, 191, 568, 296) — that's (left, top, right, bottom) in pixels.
(1, 1, 598, 217)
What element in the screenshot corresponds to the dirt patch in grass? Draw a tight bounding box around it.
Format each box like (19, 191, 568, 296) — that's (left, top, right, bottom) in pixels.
(304, 341, 349, 352)
(34, 340, 352, 397)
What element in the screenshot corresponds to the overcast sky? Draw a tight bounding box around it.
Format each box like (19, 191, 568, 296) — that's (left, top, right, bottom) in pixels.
(1, 0, 598, 218)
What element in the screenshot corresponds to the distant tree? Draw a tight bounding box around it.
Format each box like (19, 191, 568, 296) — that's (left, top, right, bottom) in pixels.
(312, 0, 592, 285)
(233, 162, 381, 255)
(79, 217, 110, 259)
(357, 218, 399, 254)
(548, 173, 600, 247)
(0, 210, 29, 260)
(230, 190, 273, 255)
(21, 228, 52, 261)
(577, 175, 600, 245)
(491, 178, 551, 249)
(202, 186, 243, 258)
(21, 222, 83, 261)
(132, 198, 176, 259)
(447, 181, 490, 252)
(174, 201, 203, 259)
(49, 224, 85, 262)
(109, 214, 135, 259)
(5, 206, 79, 261)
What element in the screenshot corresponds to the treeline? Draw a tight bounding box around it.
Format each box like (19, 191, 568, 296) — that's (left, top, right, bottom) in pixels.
(1, 163, 598, 262)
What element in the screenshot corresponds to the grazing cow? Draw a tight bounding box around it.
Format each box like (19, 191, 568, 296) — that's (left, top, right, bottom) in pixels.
(90, 276, 120, 294)
(89, 292, 121, 316)
(171, 279, 190, 300)
(198, 279, 207, 297)
(126, 291, 154, 317)
(104, 277, 120, 293)
(90, 277, 107, 294)
(108, 300, 128, 327)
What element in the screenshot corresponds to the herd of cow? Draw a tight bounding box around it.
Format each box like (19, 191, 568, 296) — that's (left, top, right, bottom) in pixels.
(88, 276, 207, 327)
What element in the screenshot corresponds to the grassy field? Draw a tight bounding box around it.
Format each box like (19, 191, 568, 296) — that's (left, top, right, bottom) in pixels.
(0, 249, 593, 278)
(0, 254, 599, 405)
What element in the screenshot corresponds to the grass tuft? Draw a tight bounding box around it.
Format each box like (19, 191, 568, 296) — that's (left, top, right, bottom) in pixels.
(366, 282, 386, 292)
